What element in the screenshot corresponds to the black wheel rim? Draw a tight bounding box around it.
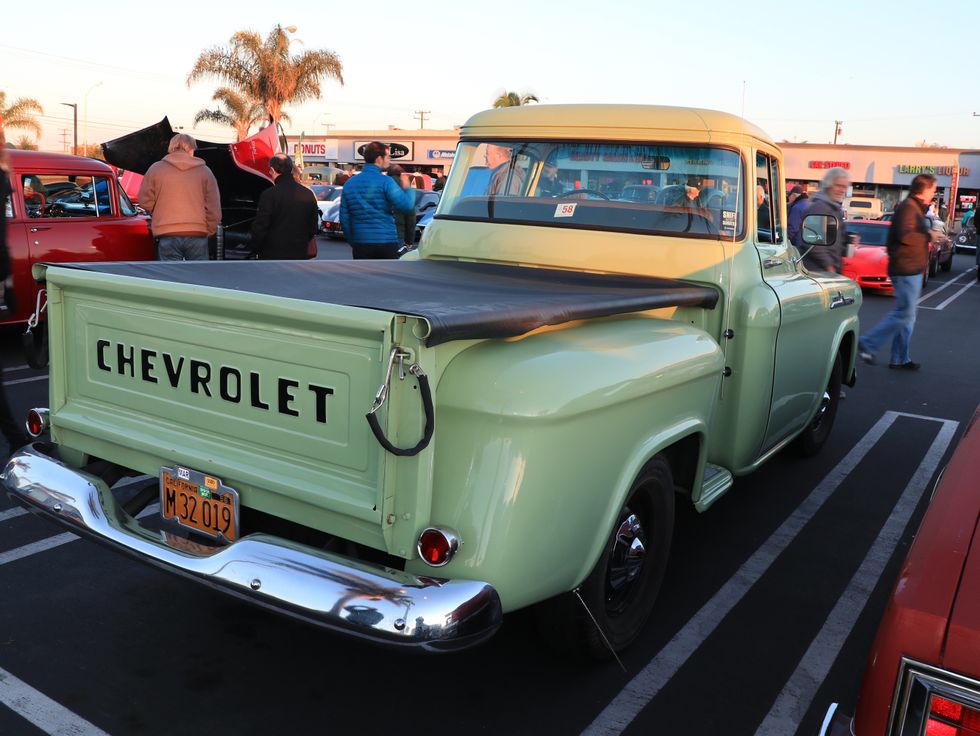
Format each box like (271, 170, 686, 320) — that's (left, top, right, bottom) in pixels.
(605, 508, 647, 615)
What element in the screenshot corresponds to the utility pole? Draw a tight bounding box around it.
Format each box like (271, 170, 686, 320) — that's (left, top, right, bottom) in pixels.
(60, 102, 78, 154)
(833, 120, 843, 145)
(60, 129, 70, 153)
(414, 110, 430, 129)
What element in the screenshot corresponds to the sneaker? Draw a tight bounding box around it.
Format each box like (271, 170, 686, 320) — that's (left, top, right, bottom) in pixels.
(888, 361, 920, 371)
(858, 350, 875, 365)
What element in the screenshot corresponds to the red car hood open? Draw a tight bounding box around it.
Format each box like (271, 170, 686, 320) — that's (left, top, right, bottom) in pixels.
(101, 117, 278, 208)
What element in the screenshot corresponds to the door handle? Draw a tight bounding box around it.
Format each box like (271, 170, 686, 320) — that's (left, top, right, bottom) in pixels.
(30, 226, 51, 233)
(829, 291, 855, 310)
(763, 258, 783, 268)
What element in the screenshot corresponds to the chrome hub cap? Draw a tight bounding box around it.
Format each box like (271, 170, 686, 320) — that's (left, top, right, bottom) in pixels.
(606, 511, 647, 612)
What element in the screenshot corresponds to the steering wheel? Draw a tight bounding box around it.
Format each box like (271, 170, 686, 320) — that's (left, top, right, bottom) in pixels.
(560, 188, 610, 201)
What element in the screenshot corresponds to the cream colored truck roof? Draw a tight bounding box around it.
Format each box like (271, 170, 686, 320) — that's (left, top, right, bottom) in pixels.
(459, 104, 774, 148)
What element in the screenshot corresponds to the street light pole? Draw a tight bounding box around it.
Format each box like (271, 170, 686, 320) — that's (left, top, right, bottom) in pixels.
(83, 81, 103, 156)
(60, 102, 78, 154)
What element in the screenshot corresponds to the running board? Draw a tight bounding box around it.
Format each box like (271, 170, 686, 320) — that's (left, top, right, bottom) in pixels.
(695, 463, 734, 512)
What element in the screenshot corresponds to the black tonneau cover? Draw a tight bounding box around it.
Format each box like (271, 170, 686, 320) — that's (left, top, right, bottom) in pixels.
(52, 260, 718, 346)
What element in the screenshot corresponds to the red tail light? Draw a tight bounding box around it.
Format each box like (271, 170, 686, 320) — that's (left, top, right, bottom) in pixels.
(25, 408, 49, 438)
(927, 695, 980, 735)
(417, 527, 459, 567)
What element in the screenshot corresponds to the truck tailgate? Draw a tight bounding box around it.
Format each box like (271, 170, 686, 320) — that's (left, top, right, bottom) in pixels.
(40, 265, 413, 547)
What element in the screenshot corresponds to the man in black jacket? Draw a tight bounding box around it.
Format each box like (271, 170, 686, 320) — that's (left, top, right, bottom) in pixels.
(858, 173, 937, 371)
(250, 154, 319, 259)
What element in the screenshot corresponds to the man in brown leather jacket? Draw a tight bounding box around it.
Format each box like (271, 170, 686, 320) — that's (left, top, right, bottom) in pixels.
(858, 173, 937, 371)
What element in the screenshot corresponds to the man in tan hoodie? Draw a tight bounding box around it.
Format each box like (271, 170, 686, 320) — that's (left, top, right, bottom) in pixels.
(138, 133, 220, 261)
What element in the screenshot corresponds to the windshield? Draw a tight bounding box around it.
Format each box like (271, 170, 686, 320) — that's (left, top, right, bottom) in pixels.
(311, 185, 341, 202)
(847, 222, 889, 246)
(438, 141, 744, 239)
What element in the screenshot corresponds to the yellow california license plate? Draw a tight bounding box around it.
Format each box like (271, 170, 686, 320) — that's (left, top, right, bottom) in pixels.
(160, 466, 239, 543)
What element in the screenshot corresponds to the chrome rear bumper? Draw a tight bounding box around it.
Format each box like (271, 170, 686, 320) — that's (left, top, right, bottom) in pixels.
(2, 444, 502, 652)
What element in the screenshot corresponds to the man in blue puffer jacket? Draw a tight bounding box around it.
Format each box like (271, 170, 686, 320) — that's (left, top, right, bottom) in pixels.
(340, 141, 416, 259)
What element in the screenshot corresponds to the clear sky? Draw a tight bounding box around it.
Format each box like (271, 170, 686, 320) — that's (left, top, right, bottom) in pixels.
(3, 0, 978, 152)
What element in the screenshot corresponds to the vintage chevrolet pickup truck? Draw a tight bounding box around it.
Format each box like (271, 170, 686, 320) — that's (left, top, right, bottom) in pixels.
(2, 105, 860, 656)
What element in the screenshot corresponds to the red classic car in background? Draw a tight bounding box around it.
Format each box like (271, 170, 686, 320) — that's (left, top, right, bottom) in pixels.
(841, 221, 894, 293)
(2, 149, 155, 327)
(101, 117, 279, 259)
(821, 405, 980, 735)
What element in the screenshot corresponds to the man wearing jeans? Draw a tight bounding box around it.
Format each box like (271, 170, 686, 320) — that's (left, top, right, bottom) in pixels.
(858, 173, 937, 371)
(138, 133, 220, 261)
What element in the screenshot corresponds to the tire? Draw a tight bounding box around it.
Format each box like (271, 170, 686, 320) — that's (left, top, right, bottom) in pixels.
(922, 269, 928, 288)
(536, 455, 675, 659)
(941, 253, 953, 273)
(22, 320, 49, 370)
(928, 255, 937, 277)
(796, 352, 842, 457)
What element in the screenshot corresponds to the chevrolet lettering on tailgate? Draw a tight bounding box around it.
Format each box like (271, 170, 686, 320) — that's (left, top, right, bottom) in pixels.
(95, 339, 336, 422)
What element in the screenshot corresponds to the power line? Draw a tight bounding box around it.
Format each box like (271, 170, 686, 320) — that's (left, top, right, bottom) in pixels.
(414, 110, 430, 129)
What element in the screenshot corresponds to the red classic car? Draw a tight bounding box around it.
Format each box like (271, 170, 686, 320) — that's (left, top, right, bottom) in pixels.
(2, 150, 155, 326)
(841, 221, 894, 293)
(821, 405, 980, 735)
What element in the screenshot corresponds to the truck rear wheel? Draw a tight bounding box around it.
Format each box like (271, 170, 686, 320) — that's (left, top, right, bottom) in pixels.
(796, 352, 842, 457)
(537, 455, 674, 659)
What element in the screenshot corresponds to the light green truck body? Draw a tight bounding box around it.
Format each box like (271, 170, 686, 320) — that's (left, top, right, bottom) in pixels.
(3, 105, 860, 652)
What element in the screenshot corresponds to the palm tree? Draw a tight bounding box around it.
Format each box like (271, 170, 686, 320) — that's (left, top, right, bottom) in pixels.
(0, 91, 43, 139)
(193, 87, 268, 141)
(15, 135, 37, 150)
(492, 91, 539, 108)
(187, 25, 343, 127)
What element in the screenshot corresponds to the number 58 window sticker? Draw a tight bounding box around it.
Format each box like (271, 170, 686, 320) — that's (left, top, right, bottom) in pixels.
(554, 203, 577, 218)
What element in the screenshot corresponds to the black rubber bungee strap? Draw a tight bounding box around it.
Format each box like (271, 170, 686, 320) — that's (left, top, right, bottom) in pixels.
(366, 365, 434, 456)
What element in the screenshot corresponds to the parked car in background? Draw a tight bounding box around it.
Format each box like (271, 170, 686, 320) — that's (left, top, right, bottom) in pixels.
(841, 221, 893, 293)
(927, 216, 954, 275)
(844, 197, 884, 220)
(415, 189, 440, 217)
(820, 404, 980, 736)
(1, 150, 154, 327)
(955, 211, 976, 252)
(414, 207, 435, 242)
(310, 184, 342, 231)
(321, 196, 344, 239)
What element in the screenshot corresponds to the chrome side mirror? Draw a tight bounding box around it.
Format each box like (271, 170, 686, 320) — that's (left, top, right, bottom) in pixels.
(793, 214, 839, 264)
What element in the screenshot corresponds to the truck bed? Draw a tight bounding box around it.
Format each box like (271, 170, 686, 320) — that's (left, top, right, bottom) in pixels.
(52, 259, 719, 345)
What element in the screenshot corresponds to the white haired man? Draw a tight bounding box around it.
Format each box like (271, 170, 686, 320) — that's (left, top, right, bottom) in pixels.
(800, 167, 850, 272)
(138, 133, 221, 261)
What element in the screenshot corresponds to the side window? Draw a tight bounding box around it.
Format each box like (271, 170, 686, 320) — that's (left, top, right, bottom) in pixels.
(118, 184, 136, 216)
(93, 176, 113, 216)
(39, 174, 113, 218)
(21, 174, 48, 219)
(755, 153, 774, 243)
(768, 157, 783, 244)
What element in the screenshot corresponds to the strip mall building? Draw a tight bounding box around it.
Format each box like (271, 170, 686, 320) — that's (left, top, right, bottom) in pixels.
(287, 131, 980, 225)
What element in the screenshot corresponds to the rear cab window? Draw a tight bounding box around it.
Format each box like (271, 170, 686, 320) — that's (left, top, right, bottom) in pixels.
(438, 141, 745, 240)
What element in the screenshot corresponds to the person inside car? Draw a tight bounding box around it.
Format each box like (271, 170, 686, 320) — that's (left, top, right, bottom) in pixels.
(22, 180, 45, 214)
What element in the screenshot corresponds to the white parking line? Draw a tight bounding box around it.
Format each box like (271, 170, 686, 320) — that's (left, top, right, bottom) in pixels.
(581, 411, 944, 736)
(918, 267, 976, 310)
(0, 508, 28, 523)
(755, 413, 958, 735)
(1, 375, 46, 386)
(0, 533, 77, 566)
(0, 665, 110, 736)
